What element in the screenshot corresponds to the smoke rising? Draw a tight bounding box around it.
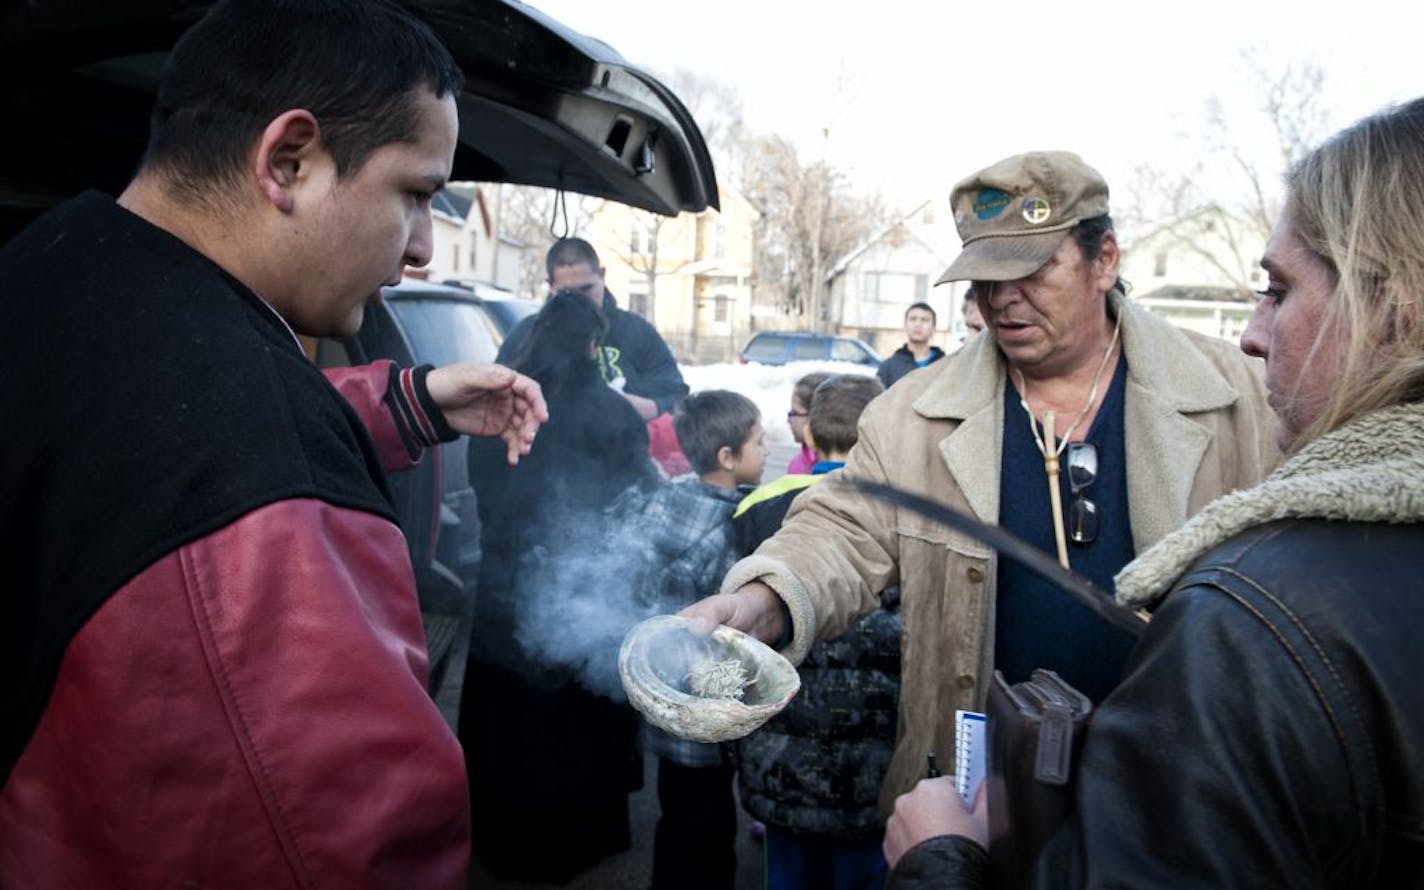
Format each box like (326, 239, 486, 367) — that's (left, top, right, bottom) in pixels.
(472, 484, 671, 701)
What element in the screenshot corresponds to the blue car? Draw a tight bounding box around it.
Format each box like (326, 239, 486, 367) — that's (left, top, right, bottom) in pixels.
(739, 331, 881, 367)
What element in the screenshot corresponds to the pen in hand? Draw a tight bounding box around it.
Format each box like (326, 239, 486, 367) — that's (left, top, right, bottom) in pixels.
(926, 751, 941, 779)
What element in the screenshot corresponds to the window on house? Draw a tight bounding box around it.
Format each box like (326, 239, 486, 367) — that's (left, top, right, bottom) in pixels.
(630, 228, 642, 255)
(451, 243, 460, 272)
(863, 271, 921, 303)
(645, 226, 657, 255)
(1154, 251, 1168, 277)
(713, 295, 730, 323)
(468, 232, 479, 274)
(629, 291, 650, 316)
(714, 222, 726, 259)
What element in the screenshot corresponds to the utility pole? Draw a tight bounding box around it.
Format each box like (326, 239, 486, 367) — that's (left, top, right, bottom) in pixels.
(808, 125, 830, 333)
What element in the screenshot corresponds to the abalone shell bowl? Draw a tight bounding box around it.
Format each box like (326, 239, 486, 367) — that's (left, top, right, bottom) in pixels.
(619, 614, 801, 742)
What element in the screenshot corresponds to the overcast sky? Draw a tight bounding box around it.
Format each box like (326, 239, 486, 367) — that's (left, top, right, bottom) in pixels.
(527, 0, 1424, 222)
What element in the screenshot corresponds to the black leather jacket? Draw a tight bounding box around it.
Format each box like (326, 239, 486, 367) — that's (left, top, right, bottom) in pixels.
(890, 517, 1424, 888)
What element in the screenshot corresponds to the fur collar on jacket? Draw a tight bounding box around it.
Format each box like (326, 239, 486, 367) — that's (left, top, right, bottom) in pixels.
(1116, 401, 1424, 608)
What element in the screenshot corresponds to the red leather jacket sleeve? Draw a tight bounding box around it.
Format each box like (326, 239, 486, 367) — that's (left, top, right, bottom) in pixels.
(326, 361, 455, 473)
(1, 499, 470, 888)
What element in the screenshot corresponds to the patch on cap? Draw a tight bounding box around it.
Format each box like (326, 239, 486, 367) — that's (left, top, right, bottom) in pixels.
(1022, 197, 1051, 225)
(974, 188, 1011, 220)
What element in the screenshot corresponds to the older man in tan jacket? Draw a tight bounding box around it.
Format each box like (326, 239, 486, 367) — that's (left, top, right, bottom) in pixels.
(686, 151, 1277, 815)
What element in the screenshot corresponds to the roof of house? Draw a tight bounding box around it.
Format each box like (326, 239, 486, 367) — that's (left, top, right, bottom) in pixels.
(433, 188, 473, 222)
(828, 200, 948, 282)
(1132, 284, 1253, 304)
(1120, 202, 1262, 249)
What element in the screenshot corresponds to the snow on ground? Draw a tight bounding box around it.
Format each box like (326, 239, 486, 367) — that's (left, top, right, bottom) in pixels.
(679, 360, 878, 447)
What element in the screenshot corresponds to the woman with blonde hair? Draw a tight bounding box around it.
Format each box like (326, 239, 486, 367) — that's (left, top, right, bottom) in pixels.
(883, 98, 1424, 888)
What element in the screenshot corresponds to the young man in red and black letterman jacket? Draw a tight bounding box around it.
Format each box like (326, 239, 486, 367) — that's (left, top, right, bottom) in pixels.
(0, 1, 546, 886)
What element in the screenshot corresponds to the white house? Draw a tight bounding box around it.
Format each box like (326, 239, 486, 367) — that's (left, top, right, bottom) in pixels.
(585, 185, 760, 362)
(423, 183, 525, 293)
(1119, 204, 1264, 341)
(825, 201, 965, 354)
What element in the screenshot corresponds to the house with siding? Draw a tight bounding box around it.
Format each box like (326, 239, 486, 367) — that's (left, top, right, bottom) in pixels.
(584, 185, 760, 362)
(423, 184, 527, 294)
(825, 201, 965, 354)
(1119, 204, 1265, 342)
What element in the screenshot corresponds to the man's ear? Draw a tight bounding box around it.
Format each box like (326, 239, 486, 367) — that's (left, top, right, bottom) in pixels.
(1093, 232, 1121, 290)
(254, 109, 321, 214)
(716, 444, 736, 472)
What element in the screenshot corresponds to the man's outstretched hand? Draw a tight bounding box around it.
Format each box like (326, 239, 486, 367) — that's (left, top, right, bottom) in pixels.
(679, 582, 785, 645)
(425, 363, 548, 465)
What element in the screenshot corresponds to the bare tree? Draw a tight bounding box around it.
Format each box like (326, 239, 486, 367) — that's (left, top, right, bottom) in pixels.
(664, 69, 749, 192)
(742, 135, 880, 331)
(582, 199, 703, 328)
(489, 68, 889, 342)
(493, 184, 593, 299)
(1121, 55, 1331, 295)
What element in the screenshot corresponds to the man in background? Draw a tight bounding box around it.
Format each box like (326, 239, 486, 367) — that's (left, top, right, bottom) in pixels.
(877, 302, 945, 387)
(499, 237, 689, 421)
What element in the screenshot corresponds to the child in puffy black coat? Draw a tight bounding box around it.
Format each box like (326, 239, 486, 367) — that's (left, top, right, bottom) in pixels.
(733, 374, 901, 890)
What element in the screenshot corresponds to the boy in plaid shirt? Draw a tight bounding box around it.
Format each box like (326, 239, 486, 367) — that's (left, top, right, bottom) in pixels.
(623, 389, 767, 890)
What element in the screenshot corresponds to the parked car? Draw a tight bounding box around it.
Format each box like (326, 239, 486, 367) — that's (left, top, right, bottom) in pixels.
(2, 1, 719, 729)
(0, 1, 718, 240)
(440, 279, 540, 338)
(739, 330, 882, 367)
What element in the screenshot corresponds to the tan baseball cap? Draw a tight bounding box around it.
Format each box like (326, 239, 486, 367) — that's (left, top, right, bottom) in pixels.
(936, 151, 1110, 284)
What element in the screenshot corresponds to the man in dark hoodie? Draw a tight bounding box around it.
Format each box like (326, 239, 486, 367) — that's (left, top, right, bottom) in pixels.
(498, 237, 690, 421)
(877, 302, 946, 388)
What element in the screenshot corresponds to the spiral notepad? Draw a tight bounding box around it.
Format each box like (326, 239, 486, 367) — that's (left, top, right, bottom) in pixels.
(955, 709, 987, 807)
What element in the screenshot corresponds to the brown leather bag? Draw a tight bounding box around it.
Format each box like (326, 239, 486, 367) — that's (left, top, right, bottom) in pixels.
(986, 669, 1093, 889)
(839, 481, 1146, 886)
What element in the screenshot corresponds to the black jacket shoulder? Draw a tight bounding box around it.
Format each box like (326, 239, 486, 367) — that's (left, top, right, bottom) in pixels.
(891, 517, 1424, 888)
(877, 345, 945, 388)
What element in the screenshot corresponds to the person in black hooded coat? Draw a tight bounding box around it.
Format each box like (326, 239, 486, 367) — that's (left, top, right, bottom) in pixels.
(459, 291, 658, 883)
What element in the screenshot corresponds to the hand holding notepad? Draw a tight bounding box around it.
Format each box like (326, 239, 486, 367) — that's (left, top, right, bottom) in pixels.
(955, 709, 987, 807)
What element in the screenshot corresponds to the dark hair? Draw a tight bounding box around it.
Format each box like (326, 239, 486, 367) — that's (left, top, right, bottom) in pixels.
(1073, 214, 1126, 295)
(905, 302, 937, 323)
(674, 390, 761, 475)
(143, 0, 462, 205)
(808, 375, 883, 457)
(546, 237, 602, 279)
(508, 290, 607, 393)
(1071, 214, 1115, 262)
(792, 371, 834, 409)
